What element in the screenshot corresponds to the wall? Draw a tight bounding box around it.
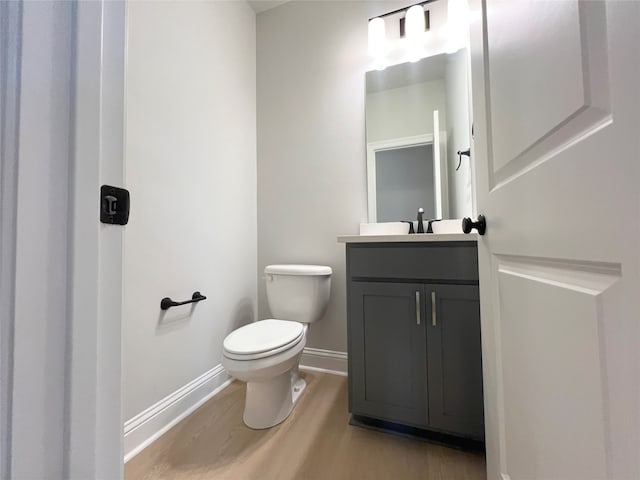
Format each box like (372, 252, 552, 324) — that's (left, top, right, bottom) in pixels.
(445, 48, 473, 217)
(257, 0, 416, 352)
(365, 80, 447, 143)
(123, 0, 256, 425)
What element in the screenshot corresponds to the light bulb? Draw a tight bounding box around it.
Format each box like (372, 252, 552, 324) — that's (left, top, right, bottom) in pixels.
(405, 5, 426, 62)
(445, 0, 469, 53)
(405, 5, 425, 40)
(368, 17, 387, 58)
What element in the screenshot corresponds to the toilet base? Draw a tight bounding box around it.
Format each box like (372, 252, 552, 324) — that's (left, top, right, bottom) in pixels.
(291, 367, 306, 406)
(243, 370, 307, 429)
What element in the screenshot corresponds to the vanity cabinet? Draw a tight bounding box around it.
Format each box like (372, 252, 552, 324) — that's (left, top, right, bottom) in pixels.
(346, 242, 484, 441)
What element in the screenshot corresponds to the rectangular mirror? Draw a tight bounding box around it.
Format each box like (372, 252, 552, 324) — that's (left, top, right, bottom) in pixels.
(365, 47, 473, 222)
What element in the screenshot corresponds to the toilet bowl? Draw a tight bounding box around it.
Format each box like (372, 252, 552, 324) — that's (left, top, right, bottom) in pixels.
(222, 264, 331, 429)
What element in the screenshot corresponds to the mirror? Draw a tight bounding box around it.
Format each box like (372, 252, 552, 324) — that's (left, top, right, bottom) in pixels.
(365, 48, 473, 222)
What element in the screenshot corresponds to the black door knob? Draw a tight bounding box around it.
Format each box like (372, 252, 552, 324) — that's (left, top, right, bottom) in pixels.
(462, 215, 486, 235)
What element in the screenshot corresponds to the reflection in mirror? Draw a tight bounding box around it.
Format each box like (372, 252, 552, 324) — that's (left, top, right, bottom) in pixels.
(365, 48, 473, 222)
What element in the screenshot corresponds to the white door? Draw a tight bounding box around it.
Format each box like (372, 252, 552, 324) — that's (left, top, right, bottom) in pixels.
(469, 1, 640, 479)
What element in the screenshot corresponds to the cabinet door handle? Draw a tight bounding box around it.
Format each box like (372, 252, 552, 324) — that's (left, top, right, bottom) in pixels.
(415, 291, 421, 325)
(431, 291, 437, 327)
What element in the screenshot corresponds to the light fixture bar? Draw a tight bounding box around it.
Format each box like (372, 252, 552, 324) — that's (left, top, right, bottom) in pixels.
(367, 0, 437, 22)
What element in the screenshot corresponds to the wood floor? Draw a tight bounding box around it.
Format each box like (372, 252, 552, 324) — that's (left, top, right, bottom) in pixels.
(125, 372, 486, 480)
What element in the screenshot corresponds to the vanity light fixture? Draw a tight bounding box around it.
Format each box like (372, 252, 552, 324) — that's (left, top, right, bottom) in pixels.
(368, 1, 433, 70)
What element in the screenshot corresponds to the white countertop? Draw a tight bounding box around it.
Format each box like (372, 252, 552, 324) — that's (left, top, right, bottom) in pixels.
(337, 232, 477, 243)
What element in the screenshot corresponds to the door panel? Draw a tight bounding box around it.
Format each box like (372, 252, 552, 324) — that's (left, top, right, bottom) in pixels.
(497, 258, 615, 479)
(470, 0, 640, 479)
(486, 1, 611, 188)
(488, 1, 583, 169)
(349, 282, 427, 427)
(426, 284, 484, 439)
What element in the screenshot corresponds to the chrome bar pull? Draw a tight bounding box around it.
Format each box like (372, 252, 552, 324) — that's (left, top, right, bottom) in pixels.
(431, 291, 437, 326)
(415, 291, 421, 325)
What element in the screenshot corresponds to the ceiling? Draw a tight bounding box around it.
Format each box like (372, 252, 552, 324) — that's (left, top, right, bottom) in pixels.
(248, 0, 291, 14)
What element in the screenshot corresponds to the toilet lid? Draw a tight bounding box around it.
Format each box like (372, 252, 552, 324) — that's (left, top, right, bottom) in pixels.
(223, 319, 304, 356)
(264, 264, 332, 276)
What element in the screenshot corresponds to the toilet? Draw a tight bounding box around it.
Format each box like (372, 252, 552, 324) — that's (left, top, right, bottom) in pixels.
(222, 264, 332, 429)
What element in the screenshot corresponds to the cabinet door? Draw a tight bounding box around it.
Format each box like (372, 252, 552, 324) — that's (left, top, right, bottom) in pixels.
(349, 282, 427, 427)
(426, 284, 484, 439)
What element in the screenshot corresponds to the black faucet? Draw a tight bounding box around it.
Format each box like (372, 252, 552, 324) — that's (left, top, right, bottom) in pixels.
(416, 208, 425, 233)
(401, 221, 415, 234)
(426, 218, 442, 233)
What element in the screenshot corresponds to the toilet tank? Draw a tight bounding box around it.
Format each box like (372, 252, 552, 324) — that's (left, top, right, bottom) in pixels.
(264, 265, 332, 323)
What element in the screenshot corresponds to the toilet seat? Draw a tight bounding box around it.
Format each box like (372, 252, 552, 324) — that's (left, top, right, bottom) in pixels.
(223, 319, 304, 361)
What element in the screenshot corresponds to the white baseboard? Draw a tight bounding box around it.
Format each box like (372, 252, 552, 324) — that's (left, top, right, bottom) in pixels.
(300, 347, 348, 376)
(123, 364, 231, 463)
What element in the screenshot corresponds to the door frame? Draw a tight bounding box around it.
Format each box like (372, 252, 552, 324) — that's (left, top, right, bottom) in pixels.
(66, 1, 126, 477)
(367, 132, 449, 222)
(0, 1, 22, 477)
(467, 2, 500, 478)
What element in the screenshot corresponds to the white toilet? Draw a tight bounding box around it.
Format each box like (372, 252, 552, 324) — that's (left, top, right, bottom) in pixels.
(222, 264, 332, 429)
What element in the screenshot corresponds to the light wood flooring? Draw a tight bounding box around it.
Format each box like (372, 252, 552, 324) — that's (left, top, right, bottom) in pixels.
(125, 371, 486, 480)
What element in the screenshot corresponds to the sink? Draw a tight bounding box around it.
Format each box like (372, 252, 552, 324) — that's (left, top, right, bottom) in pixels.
(420, 219, 464, 234)
(359, 219, 464, 236)
(359, 222, 409, 235)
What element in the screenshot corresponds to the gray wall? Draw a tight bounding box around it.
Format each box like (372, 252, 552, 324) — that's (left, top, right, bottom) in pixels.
(123, 1, 257, 420)
(257, 0, 414, 352)
(376, 144, 435, 222)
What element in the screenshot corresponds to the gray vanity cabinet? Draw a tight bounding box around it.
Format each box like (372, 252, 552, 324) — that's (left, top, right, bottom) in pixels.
(346, 242, 483, 441)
